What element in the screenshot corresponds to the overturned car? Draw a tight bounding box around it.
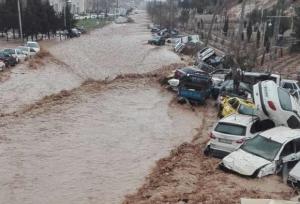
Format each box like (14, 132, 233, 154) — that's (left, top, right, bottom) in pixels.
(253, 80, 300, 129)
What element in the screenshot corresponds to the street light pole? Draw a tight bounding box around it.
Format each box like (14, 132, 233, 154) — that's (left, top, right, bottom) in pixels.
(17, 0, 23, 42)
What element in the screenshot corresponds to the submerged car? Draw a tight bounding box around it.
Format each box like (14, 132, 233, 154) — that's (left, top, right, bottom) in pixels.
(18, 46, 36, 58)
(220, 126, 300, 178)
(25, 41, 40, 53)
(4, 48, 27, 63)
(0, 51, 17, 67)
(253, 80, 300, 129)
(204, 114, 274, 157)
(148, 36, 165, 46)
(218, 96, 255, 118)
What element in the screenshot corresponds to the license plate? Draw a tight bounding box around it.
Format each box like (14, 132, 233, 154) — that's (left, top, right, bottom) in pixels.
(219, 138, 232, 144)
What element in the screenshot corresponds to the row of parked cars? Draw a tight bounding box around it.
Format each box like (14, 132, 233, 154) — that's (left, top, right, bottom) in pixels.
(0, 41, 40, 71)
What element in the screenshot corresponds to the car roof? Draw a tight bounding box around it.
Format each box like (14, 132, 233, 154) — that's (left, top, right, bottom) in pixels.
(260, 126, 300, 144)
(219, 114, 258, 126)
(282, 79, 298, 83)
(243, 72, 280, 77)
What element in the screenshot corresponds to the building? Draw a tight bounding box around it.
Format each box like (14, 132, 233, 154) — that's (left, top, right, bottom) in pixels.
(48, 0, 87, 14)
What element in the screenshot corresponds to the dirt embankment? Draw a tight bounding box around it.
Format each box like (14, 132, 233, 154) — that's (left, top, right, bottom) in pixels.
(123, 142, 294, 204)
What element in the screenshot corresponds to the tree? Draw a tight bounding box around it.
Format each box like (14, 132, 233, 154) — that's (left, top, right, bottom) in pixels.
(223, 16, 229, 36)
(246, 21, 252, 42)
(256, 29, 261, 48)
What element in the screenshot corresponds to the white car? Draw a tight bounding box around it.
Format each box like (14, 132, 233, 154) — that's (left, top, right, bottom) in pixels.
(18, 46, 36, 58)
(253, 80, 300, 129)
(220, 126, 300, 178)
(25, 41, 40, 53)
(3, 48, 27, 63)
(204, 114, 275, 157)
(281, 79, 300, 93)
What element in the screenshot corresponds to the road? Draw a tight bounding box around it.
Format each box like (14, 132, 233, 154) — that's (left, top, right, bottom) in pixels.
(0, 11, 179, 115)
(0, 11, 202, 204)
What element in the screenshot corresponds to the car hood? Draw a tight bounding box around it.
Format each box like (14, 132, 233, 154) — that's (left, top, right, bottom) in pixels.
(222, 149, 271, 176)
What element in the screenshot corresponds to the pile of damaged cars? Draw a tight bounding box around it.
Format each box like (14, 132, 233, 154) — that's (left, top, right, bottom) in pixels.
(204, 77, 300, 191)
(168, 66, 213, 105)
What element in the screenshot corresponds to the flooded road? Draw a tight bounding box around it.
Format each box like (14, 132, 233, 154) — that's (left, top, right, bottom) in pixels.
(0, 10, 180, 114)
(0, 10, 201, 204)
(0, 80, 201, 204)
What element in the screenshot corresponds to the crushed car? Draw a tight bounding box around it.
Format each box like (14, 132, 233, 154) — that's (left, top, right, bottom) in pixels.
(204, 114, 274, 157)
(253, 80, 300, 129)
(220, 126, 300, 178)
(148, 35, 165, 46)
(212, 80, 252, 101)
(177, 72, 212, 105)
(218, 96, 255, 118)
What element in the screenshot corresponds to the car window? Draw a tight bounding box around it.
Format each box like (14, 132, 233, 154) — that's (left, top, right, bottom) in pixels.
(30, 48, 36, 52)
(231, 100, 240, 109)
(278, 88, 292, 111)
(27, 43, 38, 48)
(215, 123, 246, 136)
(228, 98, 236, 106)
(283, 82, 294, 90)
(295, 139, 300, 152)
(241, 135, 282, 161)
(238, 104, 255, 116)
(280, 141, 295, 158)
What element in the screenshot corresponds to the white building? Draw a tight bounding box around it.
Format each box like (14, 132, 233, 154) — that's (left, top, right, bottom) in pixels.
(48, 0, 87, 14)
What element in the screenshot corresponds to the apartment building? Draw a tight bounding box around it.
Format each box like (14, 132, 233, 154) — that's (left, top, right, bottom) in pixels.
(48, 0, 87, 14)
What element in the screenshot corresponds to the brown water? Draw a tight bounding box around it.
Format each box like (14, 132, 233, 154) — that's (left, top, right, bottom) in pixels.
(0, 80, 202, 204)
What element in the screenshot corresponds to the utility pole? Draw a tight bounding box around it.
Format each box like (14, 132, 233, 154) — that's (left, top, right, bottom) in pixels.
(17, 0, 23, 42)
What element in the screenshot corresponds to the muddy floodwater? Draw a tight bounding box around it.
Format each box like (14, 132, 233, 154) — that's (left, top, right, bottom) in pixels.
(0, 80, 201, 204)
(0, 9, 202, 204)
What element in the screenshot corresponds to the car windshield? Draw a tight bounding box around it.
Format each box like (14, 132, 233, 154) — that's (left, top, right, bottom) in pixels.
(215, 122, 246, 136)
(241, 135, 282, 161)
(278, 87, 292, 111)
(238, 104, 256, 116)
(19, 47, 27, 51)
(27, 43, 38, 48)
